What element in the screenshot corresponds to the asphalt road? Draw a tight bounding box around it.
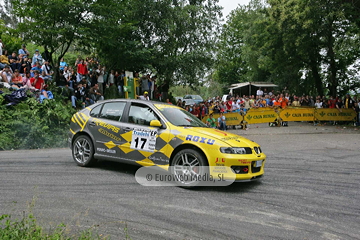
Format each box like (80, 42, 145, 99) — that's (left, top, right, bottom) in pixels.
(1, 122, 360, 240)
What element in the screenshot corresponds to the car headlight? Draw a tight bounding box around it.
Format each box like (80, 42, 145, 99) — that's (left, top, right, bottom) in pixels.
(220, 147, 251, 154)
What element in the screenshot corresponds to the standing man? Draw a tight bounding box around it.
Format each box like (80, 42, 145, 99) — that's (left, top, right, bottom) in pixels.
(76, 59, 88, 83)
(256, 87, 263, 97)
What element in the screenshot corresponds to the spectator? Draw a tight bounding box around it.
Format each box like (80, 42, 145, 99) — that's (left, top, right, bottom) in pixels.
(213, 101, 221, 113)
(30, 62, 42, 77)
(355, 101, 360, 126)
(343, 94, 354, 109)
(23, 72, 34, 89)
(96, 65, 105, 93)
(11, 69, 23, 89)
(328, 96, 336, 108)
(217, 112, 226, 130)
(0, 39, 3, 56)
(59, 58, 68, 71)
(256, 87, 263, 97)
(71, 83, 93, 109)
(32, 49, 43, 66)
(30, 70, 49, 99)
(336, 98, 343, 111)
(18, 44, 30, 58)
(206, 113, 217, 128)
(108, 70, 115, 86)
(141, 74, 149, 95)
(63, 66, 73, 88)
(176, 99, 183, 107)
(138, 91, 150, 100)
(77, 59, 88, 82)
(279, 94, 288, 109)
(292, 97, 301, 106)
(1, 65, 12, 88)
(314, 99, 323, 108)
(41, 60, 53, 81)
(322, 98, 328, 108)
(300, 96, 309, 106)
(0, 50, 10, 69)
(134, 72, 141, 97)
(89, 83, 104, 102)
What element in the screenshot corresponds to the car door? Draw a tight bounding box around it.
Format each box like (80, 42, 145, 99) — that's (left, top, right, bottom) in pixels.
(118, 102, 170, 166)
(88, 101, 126, 160)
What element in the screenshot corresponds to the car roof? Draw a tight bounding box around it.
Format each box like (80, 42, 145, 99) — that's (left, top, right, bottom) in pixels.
(92, 98, 176, 108)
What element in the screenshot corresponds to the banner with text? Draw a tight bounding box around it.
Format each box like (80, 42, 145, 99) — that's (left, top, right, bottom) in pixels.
(244, 108, 278, 124)
(315, 108, 357, 121)
(279, 108, 315, 122)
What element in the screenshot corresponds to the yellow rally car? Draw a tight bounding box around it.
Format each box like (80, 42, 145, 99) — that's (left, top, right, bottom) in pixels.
(68, 99, 266, 187)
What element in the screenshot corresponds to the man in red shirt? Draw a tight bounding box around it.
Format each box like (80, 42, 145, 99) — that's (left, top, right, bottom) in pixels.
(76, 59, 88, 82)
(30, 70, 48, 98)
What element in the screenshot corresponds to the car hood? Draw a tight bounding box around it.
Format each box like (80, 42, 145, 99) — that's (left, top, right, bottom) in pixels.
(181, 127, 257, 147)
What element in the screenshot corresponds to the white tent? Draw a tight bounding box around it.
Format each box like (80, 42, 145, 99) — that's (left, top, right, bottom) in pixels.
(229, 82, 278, 96)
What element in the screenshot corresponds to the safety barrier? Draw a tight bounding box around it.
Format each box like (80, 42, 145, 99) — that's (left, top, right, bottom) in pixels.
(202, 107, 357, 129)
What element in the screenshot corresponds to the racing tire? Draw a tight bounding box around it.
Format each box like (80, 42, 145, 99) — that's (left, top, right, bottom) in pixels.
(72, 135, 96, 167)
(170, 149, 209, 188)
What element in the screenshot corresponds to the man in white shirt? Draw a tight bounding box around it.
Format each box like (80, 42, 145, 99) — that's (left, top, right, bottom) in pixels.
(256, 87, 263, 97)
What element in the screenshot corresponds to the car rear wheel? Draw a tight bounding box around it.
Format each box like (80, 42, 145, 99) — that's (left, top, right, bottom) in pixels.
(72, 135, 96, 167)
(170, 149, 208, 188)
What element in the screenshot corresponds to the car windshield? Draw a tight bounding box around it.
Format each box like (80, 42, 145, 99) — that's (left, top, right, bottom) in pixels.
(158, 107, 207, 127)
(192, 95, 203, 100)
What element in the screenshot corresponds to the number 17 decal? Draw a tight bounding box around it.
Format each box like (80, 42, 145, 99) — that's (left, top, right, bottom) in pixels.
(130, 129, 158, 152)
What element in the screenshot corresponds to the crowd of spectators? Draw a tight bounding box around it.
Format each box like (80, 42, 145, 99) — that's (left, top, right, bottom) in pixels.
(0, 42, 161, 108)
(0, 42, 359, 125)
(174, 87, 360, 127)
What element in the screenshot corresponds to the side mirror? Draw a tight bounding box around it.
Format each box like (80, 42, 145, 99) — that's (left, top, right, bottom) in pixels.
(150, 120, 162, 127)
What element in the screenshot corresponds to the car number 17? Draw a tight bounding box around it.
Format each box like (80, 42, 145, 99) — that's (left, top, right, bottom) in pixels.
(130, 130, 157, 152)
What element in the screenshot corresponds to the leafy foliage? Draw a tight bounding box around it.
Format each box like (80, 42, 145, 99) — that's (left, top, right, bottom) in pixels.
(214, 0, 360, 97)
(0, 92, 76, 150)
(0, 213, 108, 240)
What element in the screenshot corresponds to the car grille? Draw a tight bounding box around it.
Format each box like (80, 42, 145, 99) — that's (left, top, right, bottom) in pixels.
(231, 166, 249, 174)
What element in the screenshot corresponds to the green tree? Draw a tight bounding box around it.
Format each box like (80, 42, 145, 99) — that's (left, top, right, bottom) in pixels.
(129, 0, 222, 99)
(12, 0, 95, 81)
(214, 0, 270, 88)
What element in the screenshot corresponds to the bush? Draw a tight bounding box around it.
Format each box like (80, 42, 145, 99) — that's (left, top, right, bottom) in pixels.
(0, 214, 107, 240)
(0, 90, 76, 150)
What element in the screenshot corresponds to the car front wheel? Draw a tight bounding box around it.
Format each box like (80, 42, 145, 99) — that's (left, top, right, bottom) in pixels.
(72, 135, 96, 167)
(170, 149, 208, 188)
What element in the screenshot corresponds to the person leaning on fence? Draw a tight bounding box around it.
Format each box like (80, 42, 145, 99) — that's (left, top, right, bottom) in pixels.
(218, 112, 226, 130)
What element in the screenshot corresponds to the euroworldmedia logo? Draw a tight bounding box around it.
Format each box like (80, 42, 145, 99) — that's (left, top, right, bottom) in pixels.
(135, 166, 235, 187)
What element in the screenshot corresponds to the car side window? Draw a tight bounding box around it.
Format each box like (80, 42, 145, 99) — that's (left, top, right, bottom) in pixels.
(99, 102, 126, 121)
(90, 104, 102, 118)
(128, 104, 159, 126)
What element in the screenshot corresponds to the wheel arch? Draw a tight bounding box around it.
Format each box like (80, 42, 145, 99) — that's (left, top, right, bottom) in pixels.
(169, 144, 209, 166)
(72, 131, 94, 147)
